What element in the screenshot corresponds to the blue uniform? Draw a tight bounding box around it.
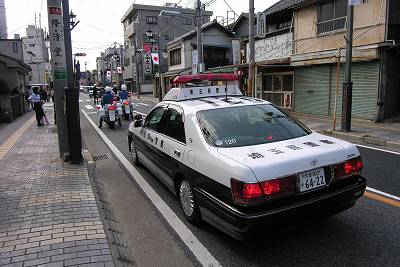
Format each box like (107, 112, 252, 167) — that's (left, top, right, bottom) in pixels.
(101, 91, 113, 106)
(119, 90, 128, 100)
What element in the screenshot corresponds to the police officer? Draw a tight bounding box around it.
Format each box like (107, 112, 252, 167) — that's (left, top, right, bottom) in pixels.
(119, 84, 128, 100)
(99, 86, 113, 128)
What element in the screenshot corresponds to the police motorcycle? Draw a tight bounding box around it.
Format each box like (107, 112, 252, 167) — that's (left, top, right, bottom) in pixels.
(118, 84, 134, 120)
(96, 87, 123, 129)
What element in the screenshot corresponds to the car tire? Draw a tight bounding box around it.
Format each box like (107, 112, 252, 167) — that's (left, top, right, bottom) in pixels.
(124, 114, 130, 120)
(179, 179, 201, 224)
(109, 121, 115, 129)
(129, 137, 140, 166)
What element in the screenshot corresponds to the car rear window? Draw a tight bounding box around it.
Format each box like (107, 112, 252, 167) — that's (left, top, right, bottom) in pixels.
(197, 104, 311, 147)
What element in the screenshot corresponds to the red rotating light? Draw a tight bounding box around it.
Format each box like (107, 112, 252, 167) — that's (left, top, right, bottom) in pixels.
(173, 73, 240, 84)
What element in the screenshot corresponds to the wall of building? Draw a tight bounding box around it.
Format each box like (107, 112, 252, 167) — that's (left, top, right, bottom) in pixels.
(0, 0, 7, 39)
(294, 0, 387, 55)
(0, 39, 23, 60)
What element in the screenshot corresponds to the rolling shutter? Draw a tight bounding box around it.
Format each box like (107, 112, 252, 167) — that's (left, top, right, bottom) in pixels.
(330, 61, 379, 120)
(294, 65, 331, 115)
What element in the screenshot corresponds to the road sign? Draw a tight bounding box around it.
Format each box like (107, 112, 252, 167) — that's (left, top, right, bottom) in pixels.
(54, 69, 67, 80)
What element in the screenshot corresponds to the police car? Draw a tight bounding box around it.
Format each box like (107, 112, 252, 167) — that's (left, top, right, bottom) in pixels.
(128, 73, 366, 240)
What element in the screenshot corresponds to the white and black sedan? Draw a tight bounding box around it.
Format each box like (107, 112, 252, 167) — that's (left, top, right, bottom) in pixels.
(128, 74, 366, 240)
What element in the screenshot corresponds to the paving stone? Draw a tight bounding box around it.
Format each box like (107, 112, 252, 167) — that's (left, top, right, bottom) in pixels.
(0, 108, 112, 267)
(64, 256, 91, 266)
(90, 255, 113, 263)
(51, 252, 76, 262)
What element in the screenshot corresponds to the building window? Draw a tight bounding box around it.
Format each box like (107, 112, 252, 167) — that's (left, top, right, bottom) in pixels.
(262, 73, 293, 109)
(203, 48, 228, 68)
(29, 44, 35, 47)
(169, 48, 181, 66)
(163, 17, 173, 24)
(146, 16, 158, 24)
(317, 0, 347, 34)
(165, 35, 169, 41)
(182, 18, 192, 25)
(12, 42, 18, 53)
(28, 36, 34, 39)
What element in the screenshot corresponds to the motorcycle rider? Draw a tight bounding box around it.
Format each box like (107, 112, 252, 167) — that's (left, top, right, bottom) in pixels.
(119, 84, 128, 100)
(99, 86, 113, 128)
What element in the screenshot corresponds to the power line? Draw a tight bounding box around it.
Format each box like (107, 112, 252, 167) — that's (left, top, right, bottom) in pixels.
(221, 0, 239, 17)
(79, 21, 124, 37)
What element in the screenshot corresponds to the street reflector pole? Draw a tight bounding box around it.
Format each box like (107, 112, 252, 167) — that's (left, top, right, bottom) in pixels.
(248, 0, 255, 97)
(62, 0, 83, 163)
(47, 0, 70, 161)
(341, 2, 354, 132)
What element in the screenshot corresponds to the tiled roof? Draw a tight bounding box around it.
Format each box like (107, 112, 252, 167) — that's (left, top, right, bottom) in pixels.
(264, 0, 309, 15)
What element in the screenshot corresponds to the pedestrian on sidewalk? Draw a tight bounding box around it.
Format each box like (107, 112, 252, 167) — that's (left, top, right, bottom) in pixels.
(40, 101, 50, 125)
(28, 86, 44, 126)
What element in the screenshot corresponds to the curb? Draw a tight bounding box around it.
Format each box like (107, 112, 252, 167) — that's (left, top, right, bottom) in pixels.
(321, 129, 400, 151)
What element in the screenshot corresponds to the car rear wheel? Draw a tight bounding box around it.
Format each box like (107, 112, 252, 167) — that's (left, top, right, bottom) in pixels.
(179, 179, 201, 224)
(129, 137, 140, 166)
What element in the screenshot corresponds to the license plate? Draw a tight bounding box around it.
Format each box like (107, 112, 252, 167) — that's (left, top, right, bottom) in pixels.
(125, 106, 130, 113)
(298, 168, 326, 192)
(109, 111, 115, 121)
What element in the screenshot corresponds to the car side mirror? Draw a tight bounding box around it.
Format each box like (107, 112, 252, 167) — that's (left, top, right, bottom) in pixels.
(134, 119, 143, 128)
(134, 114, 142, 121)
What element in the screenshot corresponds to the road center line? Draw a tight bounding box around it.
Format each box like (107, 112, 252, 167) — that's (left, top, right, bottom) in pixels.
(82, 109, 221, 267)
(364, 192, 400, 207)
(357, 144, 400, 155)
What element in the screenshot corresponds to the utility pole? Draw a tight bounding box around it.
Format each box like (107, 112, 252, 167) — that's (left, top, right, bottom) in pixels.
(47, 0, 70, 160)
(196, 0, 204, 73)
(62, 0, 82, 163)
(135, 50, 141, 99)
(341, 2, 354, 132)
(248, 0, 255, 97)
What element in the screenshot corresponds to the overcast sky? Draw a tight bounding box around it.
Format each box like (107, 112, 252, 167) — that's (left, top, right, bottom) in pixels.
(5, 0, 279, 70)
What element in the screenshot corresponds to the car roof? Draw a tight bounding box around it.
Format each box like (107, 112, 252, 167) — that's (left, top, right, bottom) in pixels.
(162, 96, 271, 115)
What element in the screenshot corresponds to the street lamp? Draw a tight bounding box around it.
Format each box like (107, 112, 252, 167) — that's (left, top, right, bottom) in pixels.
(69, 10, 80, 31)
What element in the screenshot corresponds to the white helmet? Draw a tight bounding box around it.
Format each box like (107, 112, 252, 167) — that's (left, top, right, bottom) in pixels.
(105, 86, 112, 92)
(121, 84, 127, 91)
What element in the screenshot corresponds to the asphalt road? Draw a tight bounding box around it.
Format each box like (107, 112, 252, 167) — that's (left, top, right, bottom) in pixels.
(79, 93, 400, 267)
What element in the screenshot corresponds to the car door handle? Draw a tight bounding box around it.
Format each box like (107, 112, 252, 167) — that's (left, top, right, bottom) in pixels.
(174, 150, 181, 158)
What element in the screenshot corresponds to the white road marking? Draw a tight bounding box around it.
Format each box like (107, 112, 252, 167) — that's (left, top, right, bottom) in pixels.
(82, 109, 221, 267)
(79, 100, 83, 102)
(132, 110, 147, 117)
(86, 99, 91, 102)
(85, 105, 94, 110)
(85, 111, 97, 115)
(135, 102, 151, 106)
(357, 144, 400, 156)
(366, 187, 400, 201)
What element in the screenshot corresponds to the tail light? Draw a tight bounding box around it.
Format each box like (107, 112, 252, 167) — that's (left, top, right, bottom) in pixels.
(123, 101, 129, 105)
(96, 106, 101, 110)
(231, 175, 296, 205)
(334, 156, 363, 180)
(108, 106, 116, 111)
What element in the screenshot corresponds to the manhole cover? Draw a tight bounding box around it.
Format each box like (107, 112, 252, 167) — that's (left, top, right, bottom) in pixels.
(93, 153, 109, 161)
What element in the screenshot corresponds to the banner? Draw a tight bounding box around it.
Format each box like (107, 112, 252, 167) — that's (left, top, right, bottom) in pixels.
(47, 0, 67, 80)
(232, 39, 241, 65)
(192, 50, 198, 74)
(143, 53, 152, 75)
(151, 53, 159, 65)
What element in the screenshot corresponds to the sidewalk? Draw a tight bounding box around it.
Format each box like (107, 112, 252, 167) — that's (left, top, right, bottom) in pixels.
(0, 104, 114, 267)
(292, 112, 400, 151)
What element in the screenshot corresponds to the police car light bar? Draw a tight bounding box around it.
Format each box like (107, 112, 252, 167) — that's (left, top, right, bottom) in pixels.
(173, 73, 240, 84)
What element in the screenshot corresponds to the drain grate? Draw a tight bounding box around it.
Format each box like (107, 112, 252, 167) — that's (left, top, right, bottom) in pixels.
(93, 153, 109, 161)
